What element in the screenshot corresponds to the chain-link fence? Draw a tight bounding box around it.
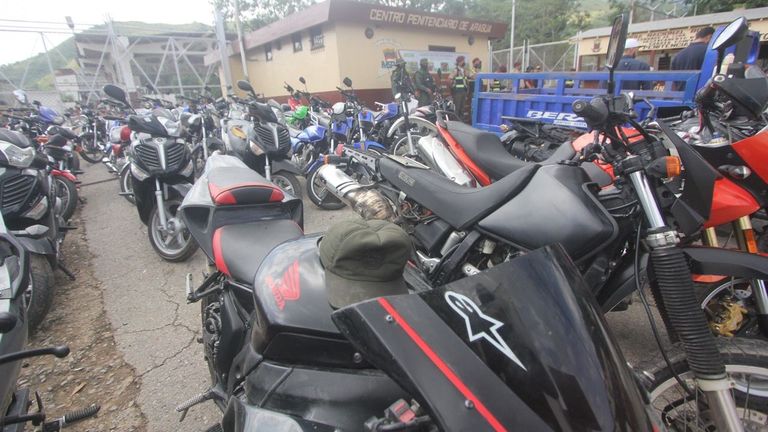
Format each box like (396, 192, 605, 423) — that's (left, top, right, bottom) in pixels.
(491, 40, 577, 72)
(0, 90, 69, 112)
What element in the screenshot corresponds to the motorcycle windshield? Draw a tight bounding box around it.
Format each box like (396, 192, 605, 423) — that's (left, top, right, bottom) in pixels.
(332, 245, 654, 432)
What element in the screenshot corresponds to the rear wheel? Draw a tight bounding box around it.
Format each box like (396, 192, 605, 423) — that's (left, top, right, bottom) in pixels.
(147, 199, 198, 262)
(25, 255, 55, 334)
(54, 176, 78, 221)
(271, 172, 302, 199)
(307, 168, 346, 210)
(79, 134, 105, 164)
(641, 338, 768, 431)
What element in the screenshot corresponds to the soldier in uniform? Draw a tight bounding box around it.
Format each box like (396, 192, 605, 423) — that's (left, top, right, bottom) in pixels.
(413, 58, 437, 107)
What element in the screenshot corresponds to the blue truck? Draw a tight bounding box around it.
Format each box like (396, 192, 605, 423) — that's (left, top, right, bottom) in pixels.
(471, 26, 760, 133)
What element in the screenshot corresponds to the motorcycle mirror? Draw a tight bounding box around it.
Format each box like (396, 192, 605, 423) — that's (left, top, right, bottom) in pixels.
(299, 76, 306, 85)
(343, 77, 353, 87)
(713, 17, 748, 51)
(103, 84, 129, 106)
(395, 92, 402, 101)
(12, 89, 28, 105)
(236, 79, 256, 97)
(604, 14, 628, 94)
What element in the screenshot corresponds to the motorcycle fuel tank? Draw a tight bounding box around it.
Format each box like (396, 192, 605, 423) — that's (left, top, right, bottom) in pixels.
(333, 245, 655, 431)
(416, 135, 477, 188)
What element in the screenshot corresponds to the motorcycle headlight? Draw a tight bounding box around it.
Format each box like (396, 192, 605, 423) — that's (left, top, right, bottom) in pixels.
(0, 142, 35, 168)
(23, 196, 48, 220)
(130, 163, 150, 181)
(249, 140, 264, 156)
(180, 159, 194, 177)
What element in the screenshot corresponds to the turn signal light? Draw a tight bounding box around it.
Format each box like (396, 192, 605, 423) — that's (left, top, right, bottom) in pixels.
(664, 156, 681, 178)
(647, 156, 681, 178)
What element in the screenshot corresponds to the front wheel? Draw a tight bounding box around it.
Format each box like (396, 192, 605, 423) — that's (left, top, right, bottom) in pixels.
(306, 168, 346, 210)
(391, 134, 424, 158)
(147, 199, 198, 262)
(79, 134, 105, 164)
(271, 172, 302, 199)
(54, 176, 78, 221)
(119, 164, 135, 205)
(641, 338, 768, 431)
(25, 255, 56, 334)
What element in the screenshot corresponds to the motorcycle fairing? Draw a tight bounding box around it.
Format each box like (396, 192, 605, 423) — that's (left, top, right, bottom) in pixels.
(333, 245, 652, 432)
(296, 125, 326, 143)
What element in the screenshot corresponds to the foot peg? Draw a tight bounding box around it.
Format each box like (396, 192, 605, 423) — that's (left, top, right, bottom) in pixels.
(176, 389, 218, 422)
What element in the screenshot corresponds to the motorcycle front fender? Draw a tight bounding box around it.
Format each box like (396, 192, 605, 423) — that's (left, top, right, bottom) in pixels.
(272, 159, 302, 176)
(167, 182, 193, 201)
(221, 397, 327, 432)
(385, 116, 437, 138)
(16, 235, 55, 258)
(682, 246, 768, 280)
(51, 169, 77, 183)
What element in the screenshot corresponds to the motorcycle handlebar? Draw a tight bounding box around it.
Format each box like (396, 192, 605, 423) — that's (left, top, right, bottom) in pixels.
(572, 99, 609, 129)
(101, 115, 125, 121)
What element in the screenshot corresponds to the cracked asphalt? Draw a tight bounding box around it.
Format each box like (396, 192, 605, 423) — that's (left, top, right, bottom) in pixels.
(77, 161, 658, 431)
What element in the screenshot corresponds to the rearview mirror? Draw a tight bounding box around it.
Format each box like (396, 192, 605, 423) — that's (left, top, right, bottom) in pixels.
(606, 14, 628, 71)
(12, 89, 28, 105)
(299, 77, 306, 85)
(237, 80, 254, 93)
(712, 17, 748, 51)
(103, 84, 128, 106)
(343, 77, 353, 87)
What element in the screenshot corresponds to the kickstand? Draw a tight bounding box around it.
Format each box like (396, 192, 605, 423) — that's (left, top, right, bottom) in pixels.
(57, 263, 76, 281)
(42, 404, 100, 431)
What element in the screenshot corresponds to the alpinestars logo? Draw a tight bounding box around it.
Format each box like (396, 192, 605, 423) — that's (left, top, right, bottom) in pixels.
(267, 260, 301, 310)
(445, 291, 526, 370)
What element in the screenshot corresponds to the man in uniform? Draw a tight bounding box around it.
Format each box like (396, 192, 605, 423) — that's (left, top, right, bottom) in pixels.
(450, 56, 473, 118)
(671, 27, 715, 90)
(390, 58, 414, 99)
(413, 58, 437, 107)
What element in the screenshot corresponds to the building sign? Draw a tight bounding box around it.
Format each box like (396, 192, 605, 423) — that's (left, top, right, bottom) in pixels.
(398, 50, 470, 74)
(633, 27, 706, 51)
(369, 9, 494, 34)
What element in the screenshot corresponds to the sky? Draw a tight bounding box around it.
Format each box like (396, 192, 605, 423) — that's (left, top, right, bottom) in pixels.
(0, 0, 217, 66)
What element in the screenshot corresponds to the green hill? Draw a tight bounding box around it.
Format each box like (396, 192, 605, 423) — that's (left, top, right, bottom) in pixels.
(0, 21, 212, 91)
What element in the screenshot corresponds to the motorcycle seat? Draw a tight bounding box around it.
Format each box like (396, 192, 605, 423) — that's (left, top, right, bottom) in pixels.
(212, 219, 304, 284)
(379, 157, 539, 229)
(445, 121, 612, 187)
(0, 129, 32, 149)
(207, 166, 285, 205)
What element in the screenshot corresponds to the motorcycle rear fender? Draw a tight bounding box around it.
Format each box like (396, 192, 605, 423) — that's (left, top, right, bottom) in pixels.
(51, 169, 77, 182)
(272, 159, 302, 176)
(15, 235, 55, 258)
(221, 396, 334, 432)
(385, 116, 437, 138)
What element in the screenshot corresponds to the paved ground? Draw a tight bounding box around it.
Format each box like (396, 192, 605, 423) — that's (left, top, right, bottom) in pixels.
(77, 162, 664, 431)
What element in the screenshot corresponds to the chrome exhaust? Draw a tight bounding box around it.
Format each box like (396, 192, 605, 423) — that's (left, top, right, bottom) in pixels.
(317, 165, 396, 221)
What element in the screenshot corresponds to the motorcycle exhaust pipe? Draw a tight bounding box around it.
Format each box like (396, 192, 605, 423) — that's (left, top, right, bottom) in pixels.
(317, 165, 396, 221)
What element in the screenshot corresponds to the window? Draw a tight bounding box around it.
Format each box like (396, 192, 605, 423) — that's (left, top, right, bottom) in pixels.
(428, 45, 455, 52)
(310, 26, 324, 50)
(265, 43, 273, 61)
(292, 33, 303, 52)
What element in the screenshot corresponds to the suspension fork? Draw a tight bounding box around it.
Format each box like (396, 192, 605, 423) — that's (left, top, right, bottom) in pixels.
(154, 178, 168, 229)
(264, 155, 272, 182)
(202, 122, 209, 159)
(627, 164, 744, 432)
(732, 216, 768, 334)
(401, 99, 416, 156)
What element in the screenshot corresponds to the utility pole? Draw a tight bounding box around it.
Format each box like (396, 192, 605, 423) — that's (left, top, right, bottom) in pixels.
(233, 0, 249, 80)
(508, 0, 516, 71)
(214, 7, 233, 91)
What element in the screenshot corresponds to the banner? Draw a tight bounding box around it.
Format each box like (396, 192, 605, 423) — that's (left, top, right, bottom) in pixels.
(398, 50, 471, 74)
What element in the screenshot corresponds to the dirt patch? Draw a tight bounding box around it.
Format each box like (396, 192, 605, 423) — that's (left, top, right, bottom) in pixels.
(18, 210, 147, 431)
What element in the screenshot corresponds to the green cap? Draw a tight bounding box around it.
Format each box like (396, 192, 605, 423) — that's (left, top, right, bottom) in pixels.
(320, 219, 411, 308)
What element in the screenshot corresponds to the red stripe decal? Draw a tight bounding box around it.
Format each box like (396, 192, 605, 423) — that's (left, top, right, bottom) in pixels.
(377, 298, 507, 432)
(212, 228, 230, 276)
(269, 188, 285, 202)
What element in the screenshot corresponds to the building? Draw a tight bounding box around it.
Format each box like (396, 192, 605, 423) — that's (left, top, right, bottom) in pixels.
(207, 0, 507, 104)
(573, 7, 768, 71)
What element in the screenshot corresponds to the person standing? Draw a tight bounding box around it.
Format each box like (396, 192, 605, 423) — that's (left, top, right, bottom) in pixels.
(413, 58, 437, 107)
(615, 38, 651, 90)
(390, 58, 414, 99)
(671, 27, 715, 90)
(450, 56, 473, 118)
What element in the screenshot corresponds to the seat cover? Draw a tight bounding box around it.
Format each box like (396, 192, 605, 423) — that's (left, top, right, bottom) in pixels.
(0, 129, 32, 149)
(379, 157, 539, 229)
(207, 166, 284, 205)
(212, 219, 303, 283)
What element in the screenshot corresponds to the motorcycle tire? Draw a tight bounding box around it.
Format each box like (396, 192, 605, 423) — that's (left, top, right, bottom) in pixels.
(307, 168, 346, 210)
(200, 291, 219, 385)
(390, 134, 424, 157)
(271, 172, 302, 199)
(54, 176, 78, 221)
(79, 134, 106, 164)
(26, 255, 56, 334)
(192, 146, 206, 180)
(640, 338, 768, 430)
(147, 199, 199, 262)
(119, 164, 135, 205)
(70, 151, 81, 172)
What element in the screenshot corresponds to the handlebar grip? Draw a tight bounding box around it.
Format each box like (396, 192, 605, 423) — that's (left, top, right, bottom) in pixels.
(572, 99, 609, 128)
(694, 78, 719, 106)
(324, 155, 352, 165)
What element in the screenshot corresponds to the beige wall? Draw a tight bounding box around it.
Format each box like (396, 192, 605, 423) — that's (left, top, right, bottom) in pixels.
(335, 22, 492, 90)
(227, 22, 493, 98)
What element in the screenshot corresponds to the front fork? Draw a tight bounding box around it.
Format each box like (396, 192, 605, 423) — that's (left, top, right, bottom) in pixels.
(628, 168, 744, 432)
(154, 178, 168, 229)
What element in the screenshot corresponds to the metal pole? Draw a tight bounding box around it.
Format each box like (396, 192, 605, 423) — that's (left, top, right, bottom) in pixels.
(214, 6, 233, 90)
(170, 38, 185, 96)
(233, 0, 249, 79)
(40, 32, 63, 103)
(508, 0, 516, 71)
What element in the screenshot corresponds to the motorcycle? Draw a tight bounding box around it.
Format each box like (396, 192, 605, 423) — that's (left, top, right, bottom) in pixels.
(224, 79, 303, 197)
(102, 84, 199, 262)
(177, 152, 663, 431)
(319, 15, 768, 428)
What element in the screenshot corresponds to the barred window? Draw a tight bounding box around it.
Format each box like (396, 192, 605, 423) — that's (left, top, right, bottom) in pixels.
(292, 33, 303, 52)
(265, 44, 273, 61)
(310, 27, 324, 50)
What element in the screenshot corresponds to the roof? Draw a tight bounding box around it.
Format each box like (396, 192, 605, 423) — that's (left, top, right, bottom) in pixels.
(236, 0, 508, 54)
(575, 6, 768, 39)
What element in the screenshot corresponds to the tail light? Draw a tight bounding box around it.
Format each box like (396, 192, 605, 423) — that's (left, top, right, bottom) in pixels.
(120, 126, 131, 142)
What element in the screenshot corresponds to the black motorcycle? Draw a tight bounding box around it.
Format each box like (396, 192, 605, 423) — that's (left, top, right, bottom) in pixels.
(319, 15, 768, 429)
(176, 152, 661, 431)
(102, 85, 198, 262)
(224, 80, 303, 197)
